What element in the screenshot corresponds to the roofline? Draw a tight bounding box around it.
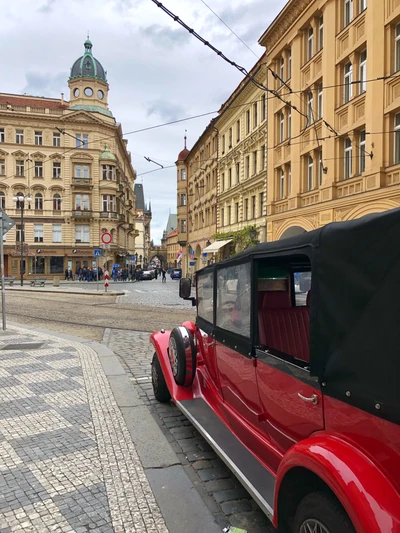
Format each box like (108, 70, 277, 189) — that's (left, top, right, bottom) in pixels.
(0, 92, 66, 103)
(184, 118, 217, 163)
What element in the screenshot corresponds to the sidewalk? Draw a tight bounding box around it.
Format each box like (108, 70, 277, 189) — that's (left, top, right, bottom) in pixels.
(0, 325, 221, 533)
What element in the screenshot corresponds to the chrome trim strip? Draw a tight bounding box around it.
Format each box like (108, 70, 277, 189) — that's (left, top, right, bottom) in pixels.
(176, 400, 274, 520)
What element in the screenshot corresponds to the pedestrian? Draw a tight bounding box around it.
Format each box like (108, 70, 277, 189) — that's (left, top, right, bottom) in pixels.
(162, 269, 166, 283)
(65, 268, 69, 281)
(69, 269, 73, 281)
(154, 269, 158, 280)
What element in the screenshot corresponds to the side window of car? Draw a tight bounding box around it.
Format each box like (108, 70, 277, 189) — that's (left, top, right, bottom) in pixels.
(197, 271, 214, 323)
(294, 271, 311, 306)
(216, 262, 251, 337)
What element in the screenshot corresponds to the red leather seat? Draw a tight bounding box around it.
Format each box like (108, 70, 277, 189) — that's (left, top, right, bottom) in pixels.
(258, 290, 310, 362)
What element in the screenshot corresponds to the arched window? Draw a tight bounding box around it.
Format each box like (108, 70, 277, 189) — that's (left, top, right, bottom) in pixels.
(0, 191, 5, 210)
(15, 192, 24, 209)
(35, 193, 43, 210)
(53, 193, 61, 211)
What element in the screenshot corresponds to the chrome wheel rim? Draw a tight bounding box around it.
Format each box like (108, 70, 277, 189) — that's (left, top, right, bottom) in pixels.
(168, 337, 179, 377)
(300, 519, 331, 533)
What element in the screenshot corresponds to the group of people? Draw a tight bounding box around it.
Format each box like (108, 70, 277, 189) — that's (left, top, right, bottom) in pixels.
(65, 265, 168, 283)
(66, 267, 104, 282)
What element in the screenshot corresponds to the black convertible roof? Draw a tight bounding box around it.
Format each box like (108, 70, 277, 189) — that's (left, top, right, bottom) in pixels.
(199, 208, 400, 424)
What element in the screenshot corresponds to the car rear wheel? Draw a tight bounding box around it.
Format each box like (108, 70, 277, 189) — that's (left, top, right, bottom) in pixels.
(151, 353, 171, 403)
(293, 492, 355, 533)
(168, 327, 196, 387)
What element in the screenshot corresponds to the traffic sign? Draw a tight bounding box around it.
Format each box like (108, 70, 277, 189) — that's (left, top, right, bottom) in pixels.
(101, 232, 112, 245)
(93, 249, 102, 257)
(0, 212, 15, 236)
(189, 261, 195, 266)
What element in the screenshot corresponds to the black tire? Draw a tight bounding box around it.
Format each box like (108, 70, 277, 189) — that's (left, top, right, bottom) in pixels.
(169, 327, 196, 387)
(293, 491, 355, 533)
(151, 353, 171, 403)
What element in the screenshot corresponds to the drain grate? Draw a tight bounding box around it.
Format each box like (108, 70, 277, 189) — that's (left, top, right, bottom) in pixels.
(0, 342, 46, 351)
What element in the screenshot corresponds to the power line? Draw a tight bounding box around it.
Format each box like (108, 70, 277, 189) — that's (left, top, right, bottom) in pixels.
(137, 165, 175, 177)
(197, 0, 259, 58)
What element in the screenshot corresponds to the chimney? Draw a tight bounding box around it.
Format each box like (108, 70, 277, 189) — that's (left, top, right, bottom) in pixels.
(61, 93, 64, 104)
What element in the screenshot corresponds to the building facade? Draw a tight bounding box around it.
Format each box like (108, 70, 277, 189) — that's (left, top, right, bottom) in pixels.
(0, 38, 136, 278)
(166, 228, 179, 268)
(134, 183, 152, 268)
(260, 0, 400, 241)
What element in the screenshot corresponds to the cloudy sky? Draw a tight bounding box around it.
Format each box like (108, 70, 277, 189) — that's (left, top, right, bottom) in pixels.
(1, 0, 286, 243)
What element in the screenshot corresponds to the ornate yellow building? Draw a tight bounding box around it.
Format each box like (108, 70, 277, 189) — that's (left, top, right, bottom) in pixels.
(0, 38, 136, 278)
(260, 0, 400, 240)
(166, 228, 179, 269)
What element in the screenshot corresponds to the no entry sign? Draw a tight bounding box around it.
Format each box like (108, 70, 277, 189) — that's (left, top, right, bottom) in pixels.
(101, 232, 112, 245)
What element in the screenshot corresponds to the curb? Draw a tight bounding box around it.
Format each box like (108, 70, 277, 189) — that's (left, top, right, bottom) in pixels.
(5, 288, 125, 296)
(9, 321, 221, 533)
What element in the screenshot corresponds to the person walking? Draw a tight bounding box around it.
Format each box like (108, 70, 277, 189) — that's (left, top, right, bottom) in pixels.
(162, 269, 166, 283)
(65, 268, 69, 281)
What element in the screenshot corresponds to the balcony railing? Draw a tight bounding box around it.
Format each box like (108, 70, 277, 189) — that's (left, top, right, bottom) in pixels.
(72, 177, 93, 186)
(100, 212, 118, 219)
(72, 210, 93, 218)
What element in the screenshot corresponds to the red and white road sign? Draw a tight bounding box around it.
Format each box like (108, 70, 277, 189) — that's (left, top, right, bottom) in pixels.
(101, 232, 112, 245)
(104, 269, 109, 291)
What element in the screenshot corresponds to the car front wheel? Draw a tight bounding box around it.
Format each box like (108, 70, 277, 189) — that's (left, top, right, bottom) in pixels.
(293, 492, 355, 533)
(151, 353, 171, 403)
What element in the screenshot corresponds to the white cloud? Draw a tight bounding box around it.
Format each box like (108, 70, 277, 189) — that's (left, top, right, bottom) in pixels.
(0, 0, 286, 242)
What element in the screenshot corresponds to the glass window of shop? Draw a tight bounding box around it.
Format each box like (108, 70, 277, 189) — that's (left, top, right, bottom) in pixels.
(50, 256, 64, 274)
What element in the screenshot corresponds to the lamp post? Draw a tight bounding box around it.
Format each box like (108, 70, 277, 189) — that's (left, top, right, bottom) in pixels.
(13, 194, 31, 286)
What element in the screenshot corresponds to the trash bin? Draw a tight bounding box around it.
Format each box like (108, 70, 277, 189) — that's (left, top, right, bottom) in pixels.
(53, 277, 60, 287)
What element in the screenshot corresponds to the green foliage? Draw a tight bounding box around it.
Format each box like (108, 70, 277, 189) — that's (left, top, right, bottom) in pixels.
(213, 225, 259, 256)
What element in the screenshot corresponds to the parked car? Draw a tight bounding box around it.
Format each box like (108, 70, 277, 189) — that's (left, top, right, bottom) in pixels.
(150, 209, 400, 533)
(170, 268, 182, 280)
(140, 270, 153, 280)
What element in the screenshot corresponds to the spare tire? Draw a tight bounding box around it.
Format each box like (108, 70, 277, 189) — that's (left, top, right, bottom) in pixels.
(168, 326, 196, 387)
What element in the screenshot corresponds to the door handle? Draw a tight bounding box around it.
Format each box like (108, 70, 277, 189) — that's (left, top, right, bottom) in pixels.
(204, 341, 215, 347)
(298, 392, 319, 405)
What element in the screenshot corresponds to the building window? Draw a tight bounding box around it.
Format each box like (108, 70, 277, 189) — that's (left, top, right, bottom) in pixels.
(102, 194, 116, 212)
(246, 110, 251, 134)
(75, 164, 89, 179)
(35, 131, 43, 145)
(16, 224, 23, 242)
(307, 26, 314, 61)
(235, 202, 239, 223)
(75, 194, 90, 210)
(34, 161, 43, 178)
(16, 129, 24, 144)
(180, 168, 186, 180)
(307, 91, 314, 125)
(49, 256, 64, 274)
(279, 168, 285, 199)
(318, 150, 323, 185)
(360, 0, 367, 11)
(220, 208, 225, 227)
(76, 133, 89, 148)
(236, 162, 240, 182)
(53, 194, 62, 211)
(228, 168, 232, 187)
(0, 159, 5, 175)
(344, 137, 352, 179)
(308, 156, 314, 190)
(359, 130, 366, 173)
(236, 120, 240, 142)
(253, 151, 257, 175)
(35, 193, 43, 211)
(280, 56, 285, 81)
(344, 0, 353, 26)
(394, 113, 400, 164)
(318, 16, 324, 51)
(359, 49, 367, 93)
(253, 102, 258, 128)
(16, 160, 24, 177)
(288, 110, 292, 138)
(396, 24, 400, 73)
(244, 199, 249, 220)
(245, 155, 250, 178)
(0, 128, 4, 143)
(53, 132, 61, 147)
(288, 49, 292, 78)
(34, 224, 44, 243)
(227, 205, 231, 225)
(261, 94, 266, 121)
(15, 192, 24, 210)
(75, 224, 90, 243)
(259, 192, 264, 216)
(52, 162, 61, 178)
(251, 196, 256, 219)
(0, 192, 5, 209)
(102, 164, 115, 181)
(180, 193, 187, 206)
(288, 165, 292, 194)
(344, 62, 353, 103)
(279, 112, 285, 142)
(221, 134, 225, 154)
(318, 83, 323, 119)
(52, 224, 62, 243)
(261, 145, 266, 170)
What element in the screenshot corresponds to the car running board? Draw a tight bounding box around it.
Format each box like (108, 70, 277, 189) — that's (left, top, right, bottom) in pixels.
(177, 398, 275, 520)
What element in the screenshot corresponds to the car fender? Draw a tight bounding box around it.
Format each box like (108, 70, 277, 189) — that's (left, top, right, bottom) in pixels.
(275, 434, 400, 533)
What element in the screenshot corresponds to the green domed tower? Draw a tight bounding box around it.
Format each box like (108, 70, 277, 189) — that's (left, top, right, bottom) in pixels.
(68, 38, 113, 118)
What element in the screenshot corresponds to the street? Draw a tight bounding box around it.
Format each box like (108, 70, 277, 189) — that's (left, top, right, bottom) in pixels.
(4, 280, 273, 533)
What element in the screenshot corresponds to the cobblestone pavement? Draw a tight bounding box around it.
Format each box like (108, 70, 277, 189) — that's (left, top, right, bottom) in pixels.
(0, 326, 167, 533)
(104, 329, 274, 533)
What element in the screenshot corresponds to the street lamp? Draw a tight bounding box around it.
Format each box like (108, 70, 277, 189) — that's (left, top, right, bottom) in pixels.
(13, 194, 32, 286)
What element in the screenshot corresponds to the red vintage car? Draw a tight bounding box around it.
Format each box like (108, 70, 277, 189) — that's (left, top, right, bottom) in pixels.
(150, 209, 400, 533)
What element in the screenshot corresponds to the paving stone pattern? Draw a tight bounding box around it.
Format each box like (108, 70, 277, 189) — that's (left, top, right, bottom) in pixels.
(0, 327, 167, 533)
(105, 328, 274, 533)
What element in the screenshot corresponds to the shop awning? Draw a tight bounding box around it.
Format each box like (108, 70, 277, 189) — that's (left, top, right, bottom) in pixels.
(202, 239, 232, 253)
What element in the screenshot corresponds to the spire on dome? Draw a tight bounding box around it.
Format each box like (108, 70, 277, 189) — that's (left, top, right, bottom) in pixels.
(177, 131, 189, 161)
